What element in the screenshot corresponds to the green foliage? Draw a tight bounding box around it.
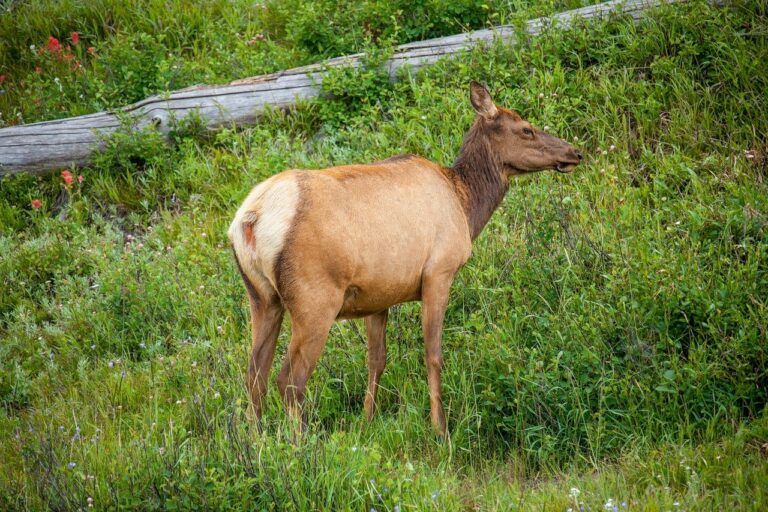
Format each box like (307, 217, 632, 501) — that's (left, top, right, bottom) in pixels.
(1, 0, 768, 509)
(318, 41, 408, 127)
(259, 0, 497, 58)
(0, 0, 589, 125)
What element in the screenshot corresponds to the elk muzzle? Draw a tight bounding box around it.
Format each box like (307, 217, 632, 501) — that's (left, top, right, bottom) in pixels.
(555, 147, 583, 174)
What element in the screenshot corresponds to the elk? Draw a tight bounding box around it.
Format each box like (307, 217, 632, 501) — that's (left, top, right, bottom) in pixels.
(229, 81, 582, 435)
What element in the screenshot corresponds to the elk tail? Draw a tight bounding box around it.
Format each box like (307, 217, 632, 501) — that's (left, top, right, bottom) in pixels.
(229, 210, 264, 304)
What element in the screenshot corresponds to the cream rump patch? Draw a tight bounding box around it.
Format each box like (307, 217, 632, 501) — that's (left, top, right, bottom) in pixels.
(229, 174, 300, 296)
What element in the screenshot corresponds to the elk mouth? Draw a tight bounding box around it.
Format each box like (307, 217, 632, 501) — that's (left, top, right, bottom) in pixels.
(556, 161, 579, 173)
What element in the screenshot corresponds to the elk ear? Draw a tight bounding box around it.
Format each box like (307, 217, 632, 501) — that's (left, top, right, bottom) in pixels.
(470, 81, 498, 119)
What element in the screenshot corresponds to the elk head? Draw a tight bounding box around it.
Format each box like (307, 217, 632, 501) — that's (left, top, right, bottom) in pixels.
(469, 81, 582, 175)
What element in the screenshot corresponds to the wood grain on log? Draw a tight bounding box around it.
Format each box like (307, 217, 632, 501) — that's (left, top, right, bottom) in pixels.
(0, 0, 686, 175)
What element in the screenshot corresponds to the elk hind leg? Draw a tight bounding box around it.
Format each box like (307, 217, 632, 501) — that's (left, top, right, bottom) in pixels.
(245, 293, 284, 421)
(276, 291, 342, 431)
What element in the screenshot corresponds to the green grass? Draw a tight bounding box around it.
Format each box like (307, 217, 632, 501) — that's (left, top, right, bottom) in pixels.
(1, 0, 768, 509)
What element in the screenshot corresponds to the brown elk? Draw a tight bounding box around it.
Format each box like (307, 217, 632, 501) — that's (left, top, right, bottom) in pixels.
(229, 81, 582, 435)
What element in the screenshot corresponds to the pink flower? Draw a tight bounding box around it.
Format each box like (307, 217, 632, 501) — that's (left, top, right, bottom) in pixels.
(61, 169, 74, 185)
(70, 32, 80, 45)
(77, 175, 84, 184)
(0, 75, 5, 84)
(87, 46, 96, 56)
(31, 199, 42, 210)
(47, 36, 61, 53)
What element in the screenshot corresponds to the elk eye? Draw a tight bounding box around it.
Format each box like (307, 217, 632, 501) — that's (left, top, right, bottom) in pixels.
(522, 127, 534, 136)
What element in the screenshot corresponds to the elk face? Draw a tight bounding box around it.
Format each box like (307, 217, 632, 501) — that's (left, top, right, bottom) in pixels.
(470, 81, 582, 175)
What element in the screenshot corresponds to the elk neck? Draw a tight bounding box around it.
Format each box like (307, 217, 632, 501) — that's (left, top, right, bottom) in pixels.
(447, 119, 510, 240)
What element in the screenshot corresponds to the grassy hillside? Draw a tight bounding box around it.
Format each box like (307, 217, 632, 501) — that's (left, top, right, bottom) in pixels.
(1, 0, 767, 510)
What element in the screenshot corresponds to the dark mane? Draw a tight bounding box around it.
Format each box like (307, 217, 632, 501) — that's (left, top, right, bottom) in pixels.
(449, 118, 509, 239)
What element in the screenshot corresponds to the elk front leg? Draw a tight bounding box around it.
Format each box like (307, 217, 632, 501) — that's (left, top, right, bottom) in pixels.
(364, 309, 388, 421)
(421, 270, 455, 436)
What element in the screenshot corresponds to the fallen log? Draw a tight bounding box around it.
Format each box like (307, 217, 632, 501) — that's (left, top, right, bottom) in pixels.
(0, 0, 686, 176)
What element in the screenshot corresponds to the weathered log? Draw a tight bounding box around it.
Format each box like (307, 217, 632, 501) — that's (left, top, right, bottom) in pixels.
(0, 0, 687, 176)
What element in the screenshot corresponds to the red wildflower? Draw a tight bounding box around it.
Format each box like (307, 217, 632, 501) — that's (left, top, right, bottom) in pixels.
(70, 32, 80, 45)
(77, 175, 84, 184)
(31, 199, 42, 210)
(61, 169, 74, 185)
(47, 36, 61, 53)
(0, 75, 5, 84)
(87, 46, 96, 56)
